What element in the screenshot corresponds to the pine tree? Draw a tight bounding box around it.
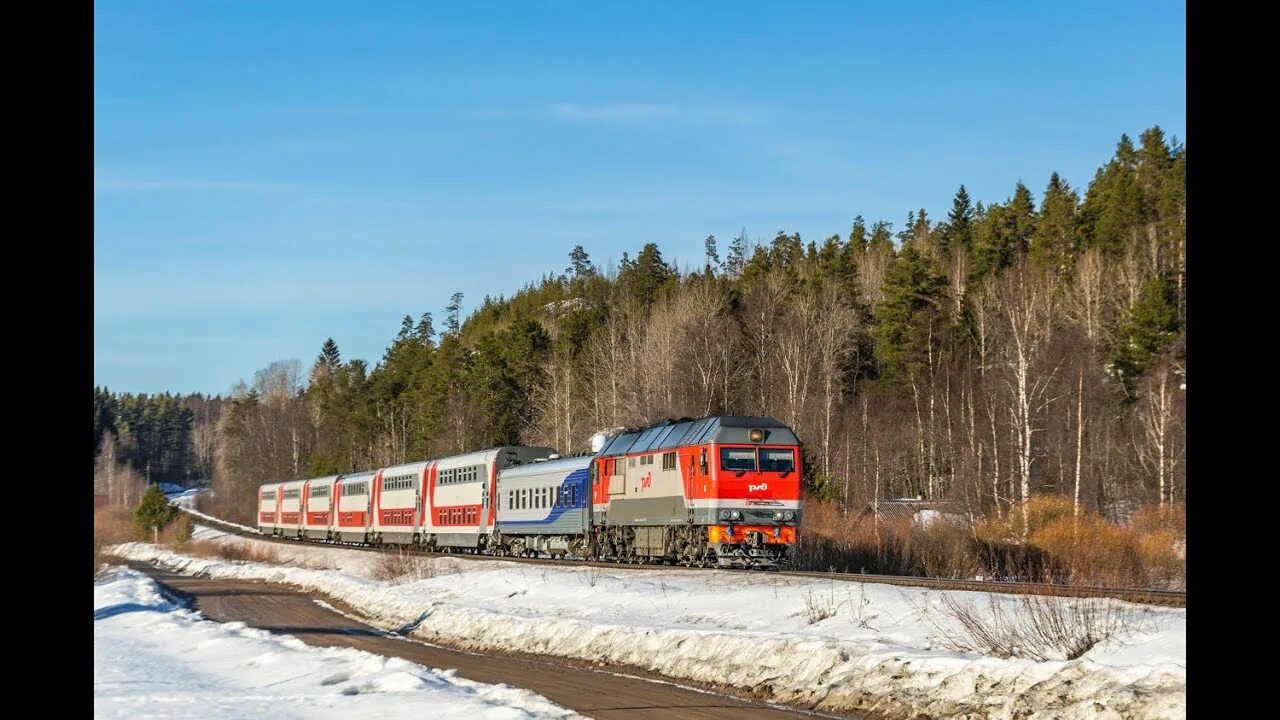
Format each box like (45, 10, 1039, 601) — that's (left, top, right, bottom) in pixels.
(415, 312, 435, 346)
(567, 245, 595, 279)
(725, 228, 749, 277)
(445, 293, 464, 336)
(703, 235, 720, 276)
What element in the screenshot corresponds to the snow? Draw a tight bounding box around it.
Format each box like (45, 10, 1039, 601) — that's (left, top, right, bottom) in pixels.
(94, 567, 583, 719)
(175, 506, 259, 534)
(113, 530, 1187, 719)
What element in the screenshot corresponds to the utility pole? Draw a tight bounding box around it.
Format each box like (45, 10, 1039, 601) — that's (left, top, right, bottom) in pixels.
(146, 462, 151, 486)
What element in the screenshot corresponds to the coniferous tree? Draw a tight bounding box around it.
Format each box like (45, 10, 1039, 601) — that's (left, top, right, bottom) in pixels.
(872, 244, 947, 383)
(134, 484, 180, 541)
(703, 235, 720, 276)
(415, 312, 436, 346)
(1111, 275, 1180, 399)
(567, 245, 595, 279)
(319, 338, 341, 373)
(849, 216, 868, 253)
(725, 229, 749, 278)
(445, 293, 464, 336)
(940, 185, 974, 254)
(1030, 172, 1080, 274)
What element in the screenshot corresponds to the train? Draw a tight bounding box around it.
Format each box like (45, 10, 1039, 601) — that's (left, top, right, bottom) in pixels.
(256, 415, 802, 568)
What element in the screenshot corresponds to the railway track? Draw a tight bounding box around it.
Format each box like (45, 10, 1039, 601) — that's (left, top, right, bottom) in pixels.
(179, 507, 1187, 608)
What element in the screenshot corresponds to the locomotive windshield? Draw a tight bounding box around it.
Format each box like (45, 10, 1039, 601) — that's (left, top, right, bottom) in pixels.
(760, 448, 795, 472)
(720, 448, 757, 471)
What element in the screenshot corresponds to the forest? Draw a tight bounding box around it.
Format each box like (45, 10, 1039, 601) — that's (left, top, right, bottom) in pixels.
(94, 126, 1186, 588)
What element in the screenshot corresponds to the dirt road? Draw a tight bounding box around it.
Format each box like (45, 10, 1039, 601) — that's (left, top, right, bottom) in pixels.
(133, 564, 856, 719)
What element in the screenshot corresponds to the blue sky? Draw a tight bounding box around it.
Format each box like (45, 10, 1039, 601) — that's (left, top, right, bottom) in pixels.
(95, 1, 1185, 396)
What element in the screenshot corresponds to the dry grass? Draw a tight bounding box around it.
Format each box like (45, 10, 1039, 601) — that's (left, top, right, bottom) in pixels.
(912, 590, 1158, 661)
(800, 584, 840, 624)
(156, 514, 195, 547)
(797, 497, 1186, 590)
(94, 505, 136, 576)
(370, 548, 441, 583)
(181, 539, 281, 564)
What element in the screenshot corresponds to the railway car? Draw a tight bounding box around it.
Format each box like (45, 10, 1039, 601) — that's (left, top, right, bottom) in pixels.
(590, 416, 801, 567)
(277, 479, 307, 538)
(370, 460, 427, 545)
(493, 454, 593, 557)
(334, 470, 376, 543)
(257, 482, 281, 534)
(300, 475, 339, 541)
(423, 446, 556, 551)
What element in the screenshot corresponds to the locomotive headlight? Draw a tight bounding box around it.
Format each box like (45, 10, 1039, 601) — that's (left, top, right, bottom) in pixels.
(784, 511, 794, 520)
(749, 428, 765, 442)
(773, 511, 785, 521)
(730, 511, 742, 521)
(719, 509, 731, 520)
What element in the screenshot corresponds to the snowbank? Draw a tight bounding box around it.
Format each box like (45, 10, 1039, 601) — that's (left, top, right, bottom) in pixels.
(113, 531, 1186, 719)
(94, 567, 583, 719)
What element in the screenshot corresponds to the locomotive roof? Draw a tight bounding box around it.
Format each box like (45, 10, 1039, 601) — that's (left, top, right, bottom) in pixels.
(596, 416, 797, 457)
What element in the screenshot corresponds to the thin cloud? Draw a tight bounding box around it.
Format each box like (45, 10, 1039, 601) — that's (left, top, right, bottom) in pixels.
(95, 178, 297, 193)
(546, 103, 770, 124)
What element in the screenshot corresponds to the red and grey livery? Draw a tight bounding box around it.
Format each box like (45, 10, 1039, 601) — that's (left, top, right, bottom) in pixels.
(590, 416, 801, 567)
(254, 416, 802, 568)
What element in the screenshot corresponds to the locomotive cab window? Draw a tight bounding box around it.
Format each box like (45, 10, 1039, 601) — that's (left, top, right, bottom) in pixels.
(720, 447, 757, 472)
(760, 448, 795, 472)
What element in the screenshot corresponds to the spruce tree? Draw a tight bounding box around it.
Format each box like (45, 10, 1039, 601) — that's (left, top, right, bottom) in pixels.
(941, 185, 974, 254)
(868, 221, 894, 251)
(1111, 274, 1180, 399)
(1030, 172, 1080, 274)
(849, 216, 868, 253)
(134, 484, 180, 542)
(872, 244, 947, 383)
(319, 338, 341, 372)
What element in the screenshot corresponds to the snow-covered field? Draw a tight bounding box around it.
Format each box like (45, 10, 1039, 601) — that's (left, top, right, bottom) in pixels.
(111, 527, 1187, 719)
(94, 567, 583, 719)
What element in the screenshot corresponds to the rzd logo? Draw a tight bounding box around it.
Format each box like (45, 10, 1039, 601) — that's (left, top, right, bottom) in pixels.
(641, 473, 653, 490)
(748, 482, 769, 492)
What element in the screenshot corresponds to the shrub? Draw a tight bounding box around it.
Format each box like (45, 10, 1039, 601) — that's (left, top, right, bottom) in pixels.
(913, 591, 1155, 661)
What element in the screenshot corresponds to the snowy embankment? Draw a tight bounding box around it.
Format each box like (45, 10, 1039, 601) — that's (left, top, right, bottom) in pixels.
(94, 567, 583, 719)
(113, 528, 1186, 719)
(175, 505, 258, 533)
